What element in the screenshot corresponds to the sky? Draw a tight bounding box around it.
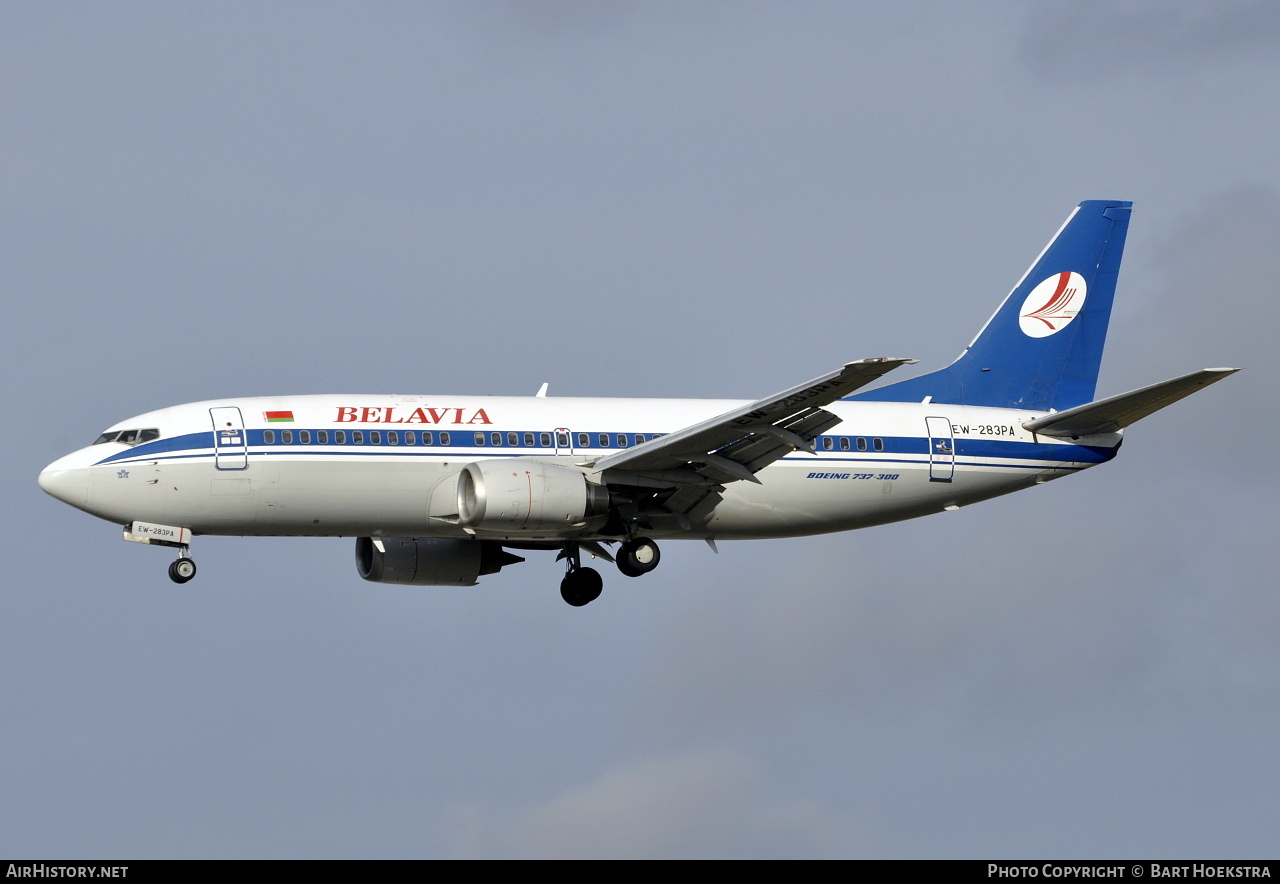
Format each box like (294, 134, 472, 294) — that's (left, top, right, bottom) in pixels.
(2, 1, 1277, 859)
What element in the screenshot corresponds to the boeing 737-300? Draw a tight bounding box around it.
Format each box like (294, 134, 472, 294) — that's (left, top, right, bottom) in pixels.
(38, 201, 1237, 605)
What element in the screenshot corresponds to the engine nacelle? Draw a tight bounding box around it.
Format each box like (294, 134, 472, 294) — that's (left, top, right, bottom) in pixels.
(457, 459, 610, 533)
(355, 536, 523, 586)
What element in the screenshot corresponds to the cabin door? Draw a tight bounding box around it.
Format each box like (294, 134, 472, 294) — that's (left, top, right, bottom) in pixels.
(210, 407, 249, 471)
(925, 416, 954, 483)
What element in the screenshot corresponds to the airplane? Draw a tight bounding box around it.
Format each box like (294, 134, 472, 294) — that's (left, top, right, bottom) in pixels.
(38, 200, 1238, 606)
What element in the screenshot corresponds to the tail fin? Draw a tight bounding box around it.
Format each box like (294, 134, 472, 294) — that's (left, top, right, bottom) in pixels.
(852, 200, 1133, 411)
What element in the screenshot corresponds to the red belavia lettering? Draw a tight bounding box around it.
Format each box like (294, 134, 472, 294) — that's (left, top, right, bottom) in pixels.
(334, 406, 492, 424)
(38, 202, 1238, 606)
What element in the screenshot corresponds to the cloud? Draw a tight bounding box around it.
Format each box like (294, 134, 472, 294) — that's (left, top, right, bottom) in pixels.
(444, 746, 867, 858)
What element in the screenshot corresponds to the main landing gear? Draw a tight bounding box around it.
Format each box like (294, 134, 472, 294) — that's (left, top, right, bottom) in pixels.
(616, 537, 661, 578)
(559, 537, 662, 606)
(559, 543, 603, 607)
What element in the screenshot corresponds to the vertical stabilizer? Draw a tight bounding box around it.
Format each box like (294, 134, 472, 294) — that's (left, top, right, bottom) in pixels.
(852, 200, 1132, 410)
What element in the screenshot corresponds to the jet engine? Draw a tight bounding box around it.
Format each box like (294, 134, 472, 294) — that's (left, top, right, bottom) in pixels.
(457, 459, 610, 533)
(355, 536, 524, 586)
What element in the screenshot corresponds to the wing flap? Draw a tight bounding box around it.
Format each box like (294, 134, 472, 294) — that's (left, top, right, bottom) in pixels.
(1022, 367, 1239, 438)
(709, 407, 842, 475)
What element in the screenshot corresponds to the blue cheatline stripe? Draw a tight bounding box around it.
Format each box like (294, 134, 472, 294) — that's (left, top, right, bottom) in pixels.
(94, 427, 1114, 471)
(100, 449, 1091, 476)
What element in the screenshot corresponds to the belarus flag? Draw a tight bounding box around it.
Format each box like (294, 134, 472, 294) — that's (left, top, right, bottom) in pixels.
(264, 411, 295, 423)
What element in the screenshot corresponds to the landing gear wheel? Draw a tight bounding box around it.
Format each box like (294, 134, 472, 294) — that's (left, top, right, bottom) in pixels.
(617, 538, 661, 578)
(168, 557, 197, 584)
(560, 567, 603, 607)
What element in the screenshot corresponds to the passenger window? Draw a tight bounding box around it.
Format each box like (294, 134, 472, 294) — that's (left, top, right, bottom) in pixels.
(387, 431, 398, 445)
(539, 433, 551, 447)
(617, 434, 628, 448)
(822, 437, 833, 451)
(598, 434, 609, 448)
(490, 432, 500, 446)
(422, 431, 434, 445)
(873, 438, 884, 451)
(577, 433, 589, 447)
(839, 437, 850, 451)
(264, 430, 275, 444)
(508, 432, 519, 446)
(317, 430, 329, 444)
(857, 437, 867, 451)
(475, 433, 486, 446)
(404, 431, 416, 446)
(369, 431, 381, 445)
(439, 431, 450, 445)
(299, 430, 311, 444)
(524, 433, 535, 447)
(352, 431, 364, 444)
(335, 430, 346, 444)
(281, 430, 293, 444)
(556, 432, 570, 448)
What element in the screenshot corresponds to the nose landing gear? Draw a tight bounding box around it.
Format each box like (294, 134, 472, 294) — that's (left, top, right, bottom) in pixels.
(123, 522, 198, 585)
(168, 554, 197, 584)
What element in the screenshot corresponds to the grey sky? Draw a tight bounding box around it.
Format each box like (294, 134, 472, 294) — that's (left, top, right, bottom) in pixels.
(2, 2, 1275, 858)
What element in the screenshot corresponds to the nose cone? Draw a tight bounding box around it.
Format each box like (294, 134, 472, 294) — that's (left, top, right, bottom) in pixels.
(39, 455, 90, 509)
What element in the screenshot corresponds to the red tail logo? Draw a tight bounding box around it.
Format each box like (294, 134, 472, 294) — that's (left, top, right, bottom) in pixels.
(1019, 271, 1087, 338)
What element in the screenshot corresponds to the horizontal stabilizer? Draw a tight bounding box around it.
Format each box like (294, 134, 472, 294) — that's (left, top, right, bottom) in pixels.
(1023, 368, 1239, 438)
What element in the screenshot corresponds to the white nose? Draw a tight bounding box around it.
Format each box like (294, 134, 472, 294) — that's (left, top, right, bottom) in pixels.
(38, 459, 90, 508)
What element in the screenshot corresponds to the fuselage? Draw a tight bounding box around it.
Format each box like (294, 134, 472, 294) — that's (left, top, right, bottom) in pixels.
(38, 393, 1121, 542)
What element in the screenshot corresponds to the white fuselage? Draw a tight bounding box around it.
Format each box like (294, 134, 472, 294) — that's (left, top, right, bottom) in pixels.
(39, 394, 1120, 542)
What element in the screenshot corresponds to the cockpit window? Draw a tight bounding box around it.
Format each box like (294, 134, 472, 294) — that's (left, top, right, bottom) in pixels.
(91, 428, 160, 447)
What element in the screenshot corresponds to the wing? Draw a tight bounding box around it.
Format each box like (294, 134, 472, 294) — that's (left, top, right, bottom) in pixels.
(593, 357, 915, 529)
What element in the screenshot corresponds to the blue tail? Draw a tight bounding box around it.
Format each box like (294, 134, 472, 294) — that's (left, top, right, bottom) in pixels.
(851, 200, 1132, 411)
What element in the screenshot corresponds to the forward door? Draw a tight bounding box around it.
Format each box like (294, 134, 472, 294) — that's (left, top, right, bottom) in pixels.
(210, 406, 248, 471)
